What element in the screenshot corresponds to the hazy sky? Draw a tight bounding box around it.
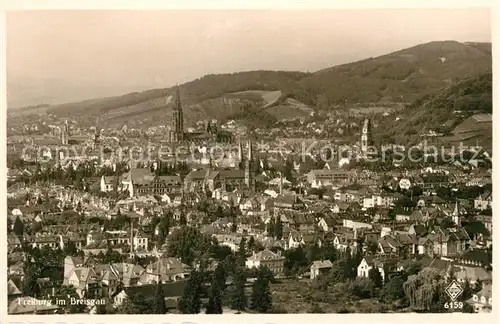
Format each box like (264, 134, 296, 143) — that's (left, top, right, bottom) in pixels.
(6, 9, 491, 107)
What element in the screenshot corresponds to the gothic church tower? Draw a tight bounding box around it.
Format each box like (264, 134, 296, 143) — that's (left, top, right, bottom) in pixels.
(170, 85, 184, 142)
(361, 118, 373, 157)
(244, 140, 255, 191)
(61, 120, 69, 145)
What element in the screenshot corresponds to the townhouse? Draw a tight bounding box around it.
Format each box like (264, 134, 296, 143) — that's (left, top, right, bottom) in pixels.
(245, 249, 285, 275)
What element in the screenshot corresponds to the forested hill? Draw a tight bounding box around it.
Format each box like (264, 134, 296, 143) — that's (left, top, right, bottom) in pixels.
(379, 72, 492, 144)
(8, 41, 491, 130)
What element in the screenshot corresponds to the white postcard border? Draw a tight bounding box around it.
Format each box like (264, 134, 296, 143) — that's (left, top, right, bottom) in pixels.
(0, 1, 498, 324)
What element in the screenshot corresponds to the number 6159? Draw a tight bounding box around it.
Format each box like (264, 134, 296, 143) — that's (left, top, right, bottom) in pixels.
(444, 302, 464, 309)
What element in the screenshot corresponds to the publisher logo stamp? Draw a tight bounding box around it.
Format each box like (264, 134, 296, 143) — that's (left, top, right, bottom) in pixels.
(445, 280, 464, 301)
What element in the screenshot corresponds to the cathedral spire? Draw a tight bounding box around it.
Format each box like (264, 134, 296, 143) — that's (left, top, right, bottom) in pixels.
(452, 200, 461, 226)
(61, 119, 69, 145)
(174, 84, 181, 111)
(238, 138, 243, 162)
(245, 140, 255, 191)
(247, 139, 253, 162)
(171, 84, 184, 142)
(361, 118, 372, 158)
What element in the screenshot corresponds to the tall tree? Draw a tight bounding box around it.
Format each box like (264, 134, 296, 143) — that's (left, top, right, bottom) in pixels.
(13, 216, 24, 237)
(237, 237, 247, 266)
(266, 217, 276, 237)
(366, 240, 378, 255)
(342, 249, 358, 280)
(275, 217, 283, 240)
(178, 271, 203, 314)
(230, 267, 247, 311)
(213, 262, 227, 290)
(322, 244, 338, 262)
(258, 266, 276, 284)
(403, 268, 448, 312)
(228, 199, 238, 233)
(329, 258, 351, 283)
(284, 246, 309, 276)
(63, 240, 78, 256)
(157, 226, 166, 247)
(282, 158, 294, 182)
(250, 267, 273, 313)
(306, 243, 321, 263)
(215, 205, 224, 219)
(368, 267, 383, 288)
(247, 236, 256, 253)
(167, 226, 211, 266)
(206, 264, 225, 314)
(380, 273, 405, 302)
(153, 280, 167, 314)
(179, 212, 187, 226)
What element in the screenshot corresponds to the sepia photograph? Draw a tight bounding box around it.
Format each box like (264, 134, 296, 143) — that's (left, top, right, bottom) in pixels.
(4, 7, 493, 316)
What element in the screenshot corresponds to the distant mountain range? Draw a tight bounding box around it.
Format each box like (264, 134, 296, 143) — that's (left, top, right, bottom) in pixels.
(381, 71, 492, 141)
(8, 40, 492, 131)
(6, 73, 153, 110)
